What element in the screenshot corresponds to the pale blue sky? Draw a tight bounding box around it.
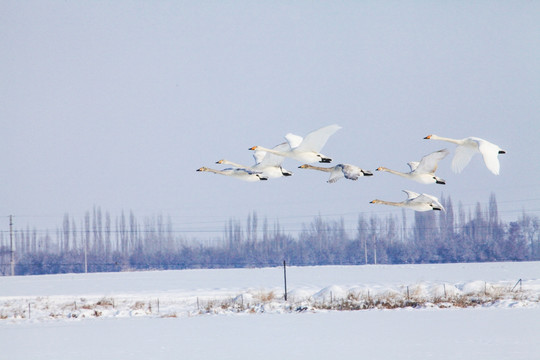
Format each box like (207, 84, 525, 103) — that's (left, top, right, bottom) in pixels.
(1, 1, 539, 238)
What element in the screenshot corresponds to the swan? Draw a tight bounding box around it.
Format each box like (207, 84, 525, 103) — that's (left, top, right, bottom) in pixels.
(249, 124, 342, 164)
(424, 134, 506, 175)
(216, 143, 293, 178)
(298, 164, 373, 183)
(376, 149, 449, 185)
(370, 190, 445, 212)
(196, 167, 268, 182)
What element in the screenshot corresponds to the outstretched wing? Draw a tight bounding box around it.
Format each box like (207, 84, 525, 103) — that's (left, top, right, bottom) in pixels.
(257, 142, 290, 167)
(295, 124, 342, 152)
(402, 190, 421, 200)
(452, 143, 477, 173)
(328, 166, 345, 183)
(415, 149, 449, 174)
(417, 193, 446, 212)
(340, 164, 361, 181)
(407, 161, 420, 172)
(284, 133, 304, 149)
(477, 140, 501, 175)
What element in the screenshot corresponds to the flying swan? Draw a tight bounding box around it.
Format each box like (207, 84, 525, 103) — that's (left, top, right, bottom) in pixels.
(370, 190, 445, 212)
(196, 167, 268, 182)
(298, 164, 373, 183)
(249, 124, 342, 164)
(376, 149, 449, 185)
(424, 135, 506, 175)
(216, 143, 293, 178)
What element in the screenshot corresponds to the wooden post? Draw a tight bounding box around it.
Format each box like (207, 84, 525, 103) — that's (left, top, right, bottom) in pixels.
(283, 260, 288, 301)
(10, 215, 15, 276)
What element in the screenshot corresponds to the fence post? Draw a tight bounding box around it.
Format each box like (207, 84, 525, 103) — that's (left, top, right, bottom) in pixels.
(283, 260, 288, 301)
(512, 279, 522, 292)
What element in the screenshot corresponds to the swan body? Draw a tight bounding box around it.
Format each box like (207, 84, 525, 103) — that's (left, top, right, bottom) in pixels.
(370, 190, 445, 212)
(196, 167, 268, 182)
(298, 164, 373, 183)
(249, 124, 341, 164)
(376, 149, 449, 184)
(424, 134, 506, 175)
(216, 143, 293, 178)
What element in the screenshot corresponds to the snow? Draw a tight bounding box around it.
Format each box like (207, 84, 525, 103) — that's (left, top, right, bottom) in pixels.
(1, 262, 540, 359)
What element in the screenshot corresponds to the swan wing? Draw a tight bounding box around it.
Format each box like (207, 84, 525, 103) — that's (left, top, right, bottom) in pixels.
(452, 143, 477, 173)
(284, 133, 304, 149)
(415, 149, 449, 174)
(407, 161, 420, 172)
(252, 150, 267, 165)
(417, 193, 445, 211)
(257, 142, 290, 167)
(328, 166, 345, 183)
(402, 190, 421, 200)
(477, 139, 502, 175)
(296, 124, 342, 152)
(340, 164, 361, 180)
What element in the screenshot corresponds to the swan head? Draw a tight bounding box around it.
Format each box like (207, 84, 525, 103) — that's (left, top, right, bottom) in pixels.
(248, 146, 259, 151)
(216, 159, 225, 164)
(196, 167, 208, 172)
(298, 164, 310, 169)
(370, 199, 381, 204)
(376, 167, 387, 171)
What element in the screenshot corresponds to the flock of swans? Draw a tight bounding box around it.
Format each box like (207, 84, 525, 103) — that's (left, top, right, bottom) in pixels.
(197, 124, 506, 212)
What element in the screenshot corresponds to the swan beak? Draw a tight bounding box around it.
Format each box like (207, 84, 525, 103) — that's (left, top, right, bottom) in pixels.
(216, 160, 224, 164)
(369, 200, 376, 204)
(299, 164, 308, 168)
(248, 146, 257, 150)
(196, 167, 204, 171)
(424, 135, 432, 139)
(376, 167, 382, 171)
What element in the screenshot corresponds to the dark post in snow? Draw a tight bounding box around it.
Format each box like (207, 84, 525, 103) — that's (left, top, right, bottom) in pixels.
(10, 215, 14, 276)
(283, 260, 288, 301)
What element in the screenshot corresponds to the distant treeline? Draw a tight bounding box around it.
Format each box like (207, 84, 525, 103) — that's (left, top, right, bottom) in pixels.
(1, 193, 539, 275)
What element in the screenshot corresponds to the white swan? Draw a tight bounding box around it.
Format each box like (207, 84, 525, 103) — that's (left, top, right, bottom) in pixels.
(376, 149, 449, 184)
(370, 190, 445, 212)
(196, 167, 268, 182)
(249, 124, 342, 164)
(424, 134, 506, 175)
(298, 164, 373, 183)
(216, 143, 293, 178)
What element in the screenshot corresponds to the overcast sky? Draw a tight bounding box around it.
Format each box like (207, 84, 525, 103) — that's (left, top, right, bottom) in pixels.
(2, 1, 539, 239)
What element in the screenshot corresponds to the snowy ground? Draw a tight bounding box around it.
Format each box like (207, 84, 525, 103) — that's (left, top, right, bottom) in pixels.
(1, 262, 539, 359)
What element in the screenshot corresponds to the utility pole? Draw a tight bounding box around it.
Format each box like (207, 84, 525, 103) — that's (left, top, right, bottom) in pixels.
(10, 215, 15, 276)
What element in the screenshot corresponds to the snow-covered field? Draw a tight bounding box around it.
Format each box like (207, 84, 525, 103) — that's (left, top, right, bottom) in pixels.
(1, 262, 539, 359)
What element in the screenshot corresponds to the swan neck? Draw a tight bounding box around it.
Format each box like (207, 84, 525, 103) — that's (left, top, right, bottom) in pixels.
(381, 167, 408, 177)
(431, 135, 461, 144)
(303, 165, 331, 172)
